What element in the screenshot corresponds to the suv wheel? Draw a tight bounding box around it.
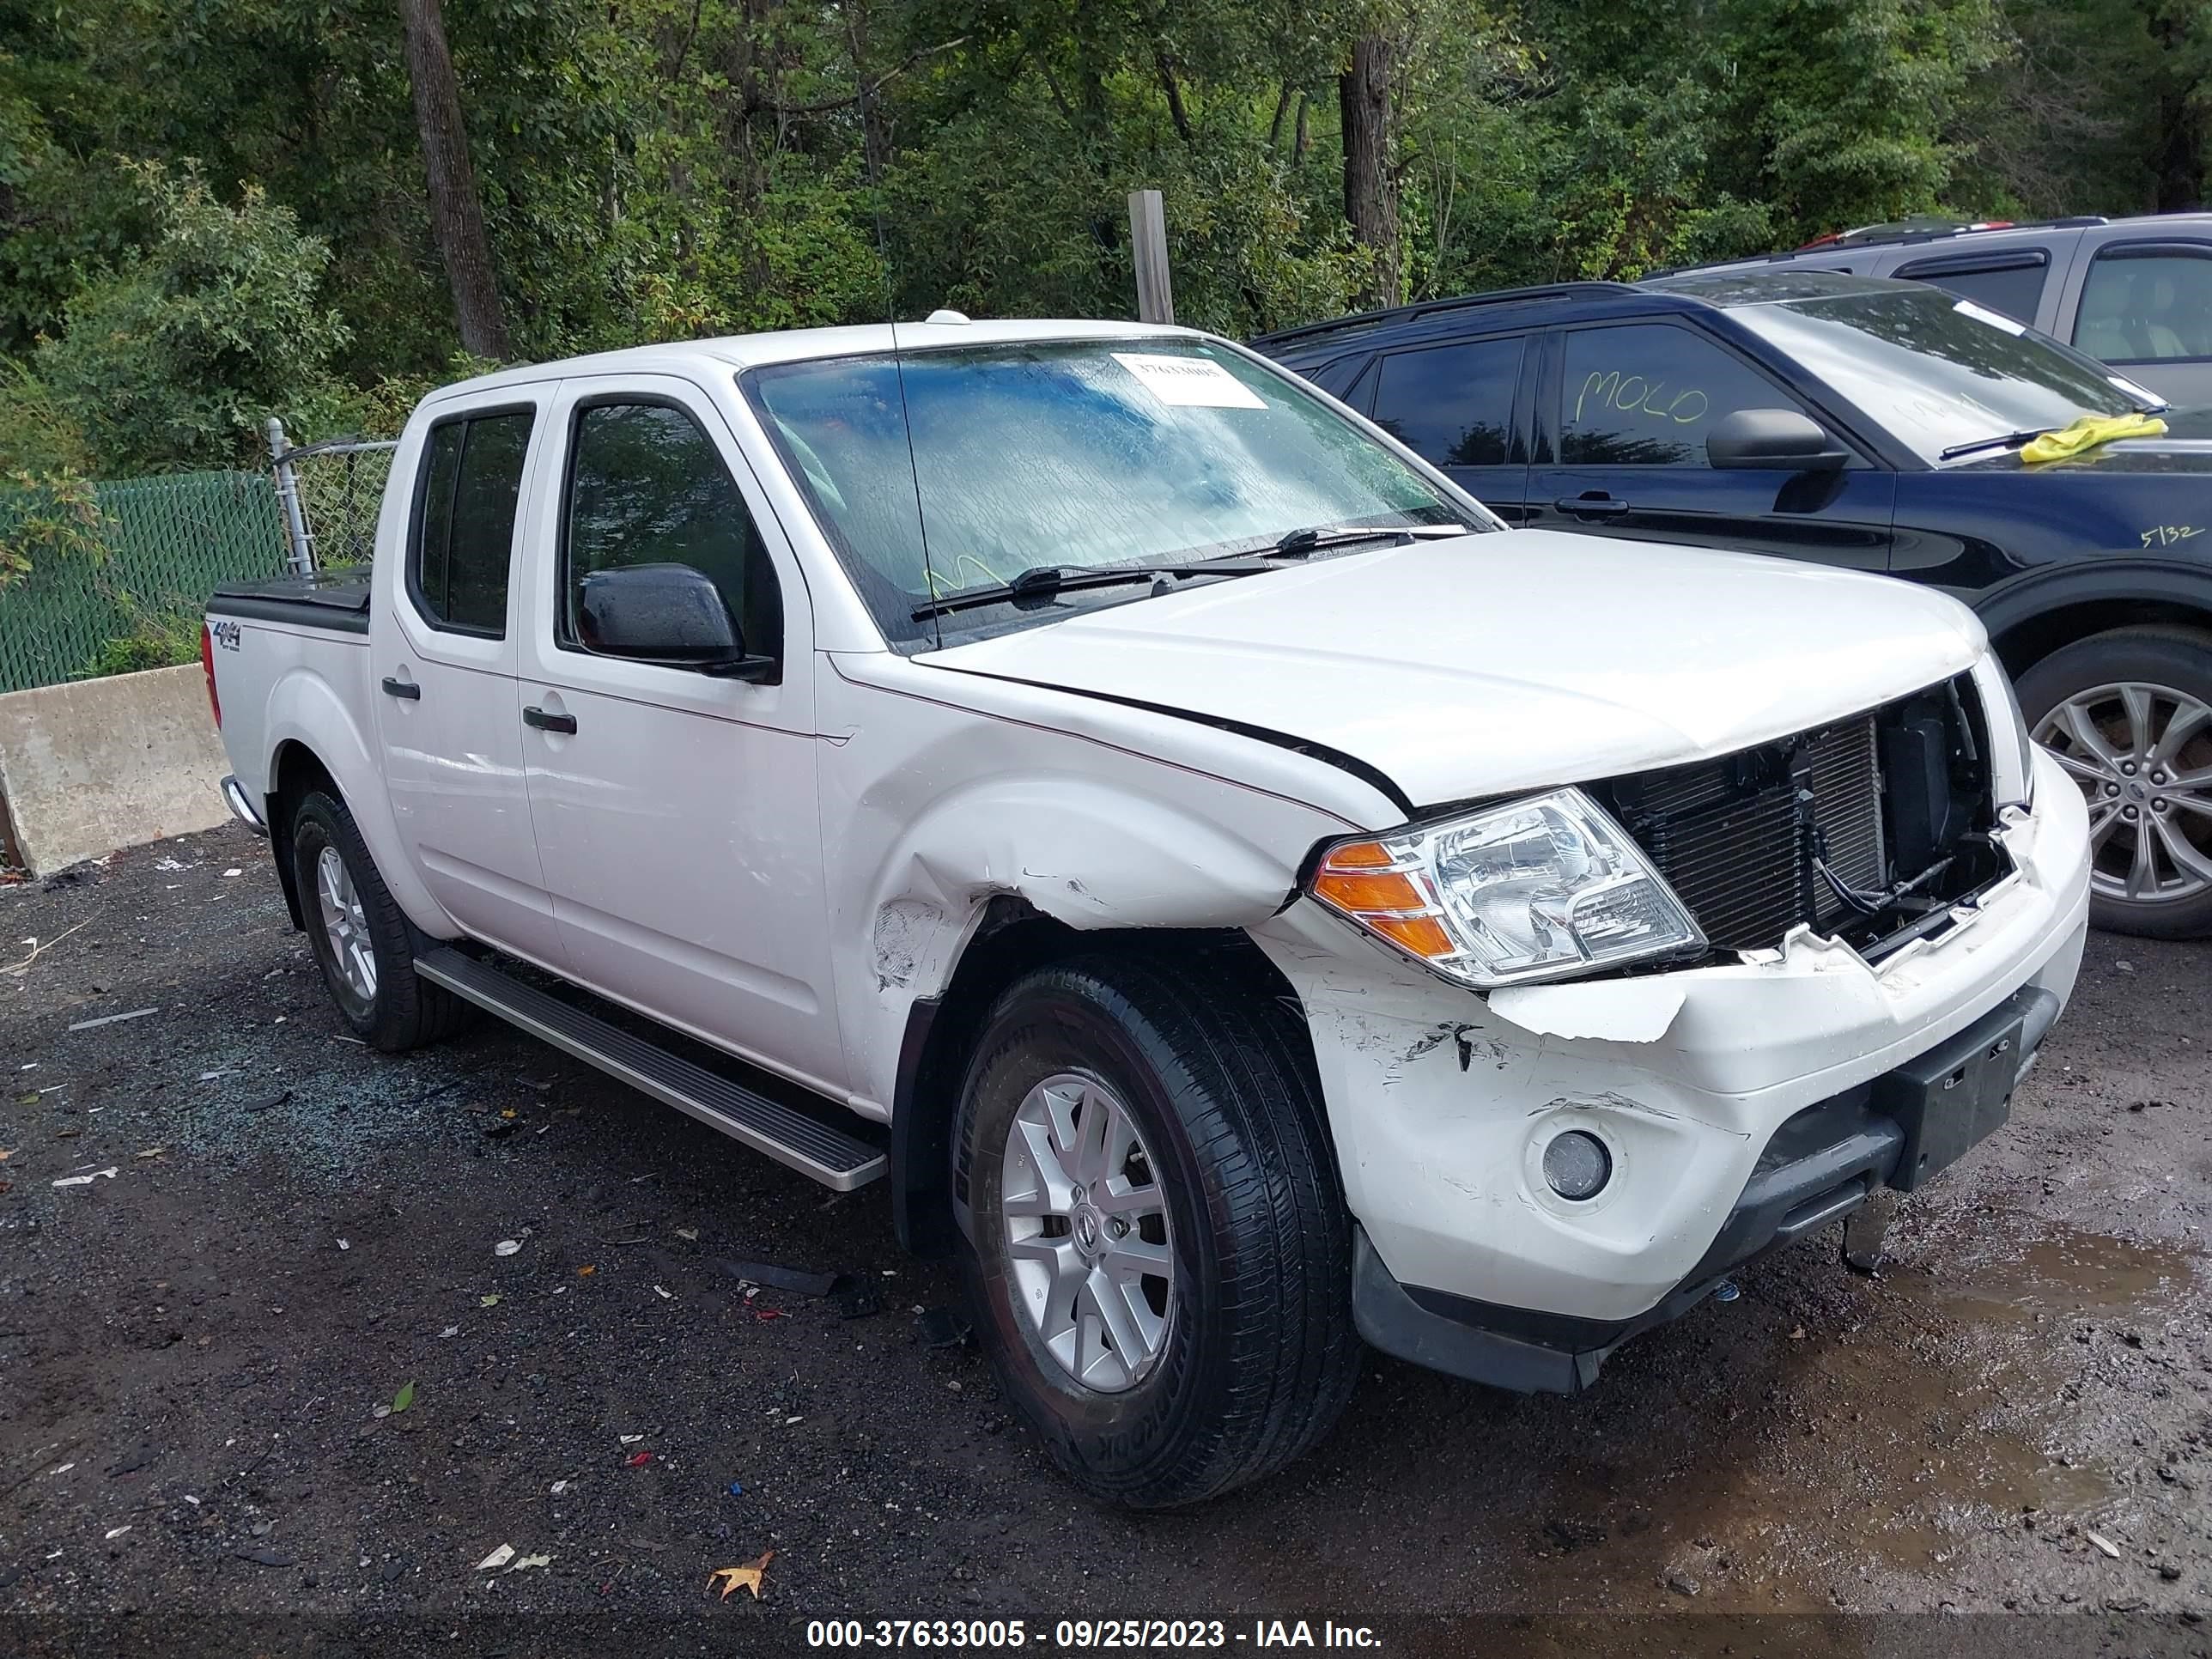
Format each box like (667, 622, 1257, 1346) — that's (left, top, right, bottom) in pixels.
(954, 951, 1359, 1508)
(290, 788, 473, 1050)
(2017, 625, 2212, 939)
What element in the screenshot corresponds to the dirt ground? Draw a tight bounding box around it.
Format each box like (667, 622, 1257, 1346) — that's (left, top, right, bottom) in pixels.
(2, 823, 2207, 1658)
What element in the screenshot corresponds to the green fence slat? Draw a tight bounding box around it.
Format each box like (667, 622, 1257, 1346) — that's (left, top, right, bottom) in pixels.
(0, 470, 290, 694)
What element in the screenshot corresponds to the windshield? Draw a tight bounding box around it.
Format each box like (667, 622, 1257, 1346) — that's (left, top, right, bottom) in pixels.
(1728, 288, 2158, 463)
(744, 337, 1474, 643)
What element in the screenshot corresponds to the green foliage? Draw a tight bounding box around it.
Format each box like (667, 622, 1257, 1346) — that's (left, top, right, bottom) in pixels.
(0, 466, 107, 590)
(0, 0, 2201, 478)
(26, 163, 352, 475)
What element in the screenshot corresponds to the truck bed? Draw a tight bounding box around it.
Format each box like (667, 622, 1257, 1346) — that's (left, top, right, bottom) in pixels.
(209, 571, 371, 635)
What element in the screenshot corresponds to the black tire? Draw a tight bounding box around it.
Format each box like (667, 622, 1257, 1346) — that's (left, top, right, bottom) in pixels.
(2015, 625, 2212, 941)
(953, 951, 1359, 1509)
(289, 788, 473, 1052)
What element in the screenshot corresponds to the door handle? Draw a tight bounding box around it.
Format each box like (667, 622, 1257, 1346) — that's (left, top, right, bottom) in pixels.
(380, 676, 421, 701)
(1553, 496, 1630, 519)
(522, 704, 578, 735)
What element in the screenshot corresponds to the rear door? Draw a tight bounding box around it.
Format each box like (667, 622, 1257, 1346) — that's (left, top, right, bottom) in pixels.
(1522, 319, 1896, 572)
(1361, 332, 1534, 521)
(2061, 237, 2212, 408)
(373, 392, 568, 967)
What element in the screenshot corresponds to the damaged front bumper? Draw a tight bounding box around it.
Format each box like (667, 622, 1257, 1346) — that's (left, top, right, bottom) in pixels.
(1251, 745, 2091, 1393)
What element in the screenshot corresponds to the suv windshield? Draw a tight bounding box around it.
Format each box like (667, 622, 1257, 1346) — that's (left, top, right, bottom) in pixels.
(1729, 288, 2157, 463)
(744, 337, 1474, 643)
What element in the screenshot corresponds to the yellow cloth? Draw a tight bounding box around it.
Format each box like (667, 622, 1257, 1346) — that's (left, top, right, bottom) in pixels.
(2020, 412, 2166, 465)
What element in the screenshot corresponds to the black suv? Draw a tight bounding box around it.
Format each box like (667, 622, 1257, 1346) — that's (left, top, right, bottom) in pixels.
(1257, 270, 2212, 939)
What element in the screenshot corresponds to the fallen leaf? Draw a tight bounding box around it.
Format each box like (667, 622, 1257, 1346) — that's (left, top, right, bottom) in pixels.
(479, 1294, 501, 1307)
(708, 1550, 774, 1601)
(392, 1380, 416, 1415)
(476, 1544, 515, 1572)
(511, 1553, 553, 1571)
(0, 1147, 14, 1161)
(577, 1265, 595, 1277)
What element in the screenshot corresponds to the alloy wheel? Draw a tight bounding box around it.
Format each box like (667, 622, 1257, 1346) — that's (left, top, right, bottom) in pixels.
(1000, 1073, 1176, 1394)
(2035, 679, 2212, 906)
(315, 844, 378, 1001)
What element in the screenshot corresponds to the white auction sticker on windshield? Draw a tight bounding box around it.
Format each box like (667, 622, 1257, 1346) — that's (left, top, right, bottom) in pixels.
(1111, 352, 1267, 409)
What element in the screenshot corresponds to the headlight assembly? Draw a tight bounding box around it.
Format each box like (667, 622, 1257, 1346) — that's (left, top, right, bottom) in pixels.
(1308, 787, 1706, 988)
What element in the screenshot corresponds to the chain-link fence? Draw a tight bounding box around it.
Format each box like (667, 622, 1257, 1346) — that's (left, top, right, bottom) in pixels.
(284, 436, 397, 571)
(0, 470, 289, 695)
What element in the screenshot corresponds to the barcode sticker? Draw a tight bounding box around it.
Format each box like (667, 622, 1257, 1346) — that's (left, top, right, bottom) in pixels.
(1111, 352, 1267, 409)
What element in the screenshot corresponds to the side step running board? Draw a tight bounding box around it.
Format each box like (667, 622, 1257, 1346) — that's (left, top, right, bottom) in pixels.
(414, 946, 886, 1191)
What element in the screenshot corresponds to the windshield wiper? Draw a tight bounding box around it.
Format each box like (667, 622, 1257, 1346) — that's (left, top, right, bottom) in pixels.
(910, 561, 1272, 623)
(1265, 521, 1472, 558)
(1939, 428, 2051, 461)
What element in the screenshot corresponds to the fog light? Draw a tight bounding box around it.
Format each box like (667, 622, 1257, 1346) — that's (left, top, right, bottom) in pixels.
(1542, 1130, 1612, 1201)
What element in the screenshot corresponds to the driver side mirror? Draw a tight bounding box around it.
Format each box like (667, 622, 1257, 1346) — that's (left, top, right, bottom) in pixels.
(576, 563, 775, 682)
(1705, 409, 1850, 472)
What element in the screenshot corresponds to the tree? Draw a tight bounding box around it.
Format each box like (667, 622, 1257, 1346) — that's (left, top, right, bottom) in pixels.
(398, 0, 511, 360)
(1340, 32, 1401, 308)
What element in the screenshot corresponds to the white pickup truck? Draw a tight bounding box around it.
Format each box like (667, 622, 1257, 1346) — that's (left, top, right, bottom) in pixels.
(204, 319, 2090, 1507)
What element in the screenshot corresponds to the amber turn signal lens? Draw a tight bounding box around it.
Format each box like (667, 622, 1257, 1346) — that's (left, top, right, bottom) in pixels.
(1310, 869, 1424, 913)
(1321, 841, 1394, 869)
(1367, 914, 1455, 957)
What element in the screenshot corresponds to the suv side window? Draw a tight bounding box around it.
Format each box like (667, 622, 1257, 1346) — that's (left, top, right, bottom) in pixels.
(2073, 246, 2212, 362)
(1370, 336, 1524, 467)
(1894, 251, 2049, 325)
(1557, 323, 1804, 466)
(409, 409, 533, 636)
(560, 400, 784, 665)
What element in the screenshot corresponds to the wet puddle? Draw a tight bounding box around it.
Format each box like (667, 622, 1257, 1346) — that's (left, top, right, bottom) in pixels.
(1919, 1223, 2201, 1325)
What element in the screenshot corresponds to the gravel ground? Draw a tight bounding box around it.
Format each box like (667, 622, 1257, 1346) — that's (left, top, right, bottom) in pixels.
(2, 823, 2208, 1657)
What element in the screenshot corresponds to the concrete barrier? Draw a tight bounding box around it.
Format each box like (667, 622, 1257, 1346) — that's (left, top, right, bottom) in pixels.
(0, 664, 230, 872)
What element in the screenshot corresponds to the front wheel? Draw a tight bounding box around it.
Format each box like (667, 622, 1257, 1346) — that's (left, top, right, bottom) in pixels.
(2018, 625, 2212, 939)
(954, 951, 1360, 1508)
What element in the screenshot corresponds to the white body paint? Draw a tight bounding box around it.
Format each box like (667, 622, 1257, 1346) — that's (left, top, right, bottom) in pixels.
(210, 322, 2090, 1326)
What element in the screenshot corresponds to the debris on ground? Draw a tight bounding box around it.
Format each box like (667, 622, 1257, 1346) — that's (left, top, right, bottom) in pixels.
(708, 1550, 774, 1601)
(624, 1450, 653, 1468)
(511, 1553, 554, 1571)
(65, 1007, 155, 1032)
(829, 1273, 883, 1320)
(700, 1255, 837, 1297)
(236, 1546, 298, 1567)
(476, 1544, 515, 1572)
(52, 1168, 118, 1188)
(390, 1381, 416, 1415)
(479, 1294, 501, 1307)
(916, 1307, 974, 1349)
(2088, 1530, 2124, 1559)
(494, 1240, 522, 1257)
(1843, 1189, 1902, 1275)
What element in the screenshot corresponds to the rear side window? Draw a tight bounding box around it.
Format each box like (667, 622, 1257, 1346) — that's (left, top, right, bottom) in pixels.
(1557, 324, 1801, 466)
(1896, 252, 2048, 325)
(410, 410, 533, 635)
(1371, 337, 1524, 467)
(560, 401, 783, 664)
(2073, 246, 2212, 362)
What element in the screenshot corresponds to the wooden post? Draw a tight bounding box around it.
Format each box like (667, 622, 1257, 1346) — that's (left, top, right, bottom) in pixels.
(1129, 189, 1175, 325)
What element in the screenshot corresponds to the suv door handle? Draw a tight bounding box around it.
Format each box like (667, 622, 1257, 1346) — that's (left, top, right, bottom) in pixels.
(522, 704, 578, 735)
(380, 676, 421, 700)
(1553, 496, 1630, 519)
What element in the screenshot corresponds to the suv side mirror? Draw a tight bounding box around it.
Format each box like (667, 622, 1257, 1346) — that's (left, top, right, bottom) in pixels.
(576, 563, 775, 681)
(1705, 409, 1850, 472)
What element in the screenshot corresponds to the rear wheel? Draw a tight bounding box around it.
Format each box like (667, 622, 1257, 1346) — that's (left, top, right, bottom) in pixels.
(289, 789, 472, 1051)
(2018, 625, 2212, 939)
(954, 951, 1359, 1508)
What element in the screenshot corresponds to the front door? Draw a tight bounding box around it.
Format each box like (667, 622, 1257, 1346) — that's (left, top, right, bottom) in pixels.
(514, 375, 846, 1095)
(1523, 321, 1897, 572)
(374, 394, 568, 967)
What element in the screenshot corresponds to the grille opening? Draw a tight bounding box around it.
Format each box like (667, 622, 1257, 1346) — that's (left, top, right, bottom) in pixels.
(1589, 673, 2008, 959)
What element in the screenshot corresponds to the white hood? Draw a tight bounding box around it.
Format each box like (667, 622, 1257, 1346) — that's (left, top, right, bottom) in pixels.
(920, 529, 1986, 808)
